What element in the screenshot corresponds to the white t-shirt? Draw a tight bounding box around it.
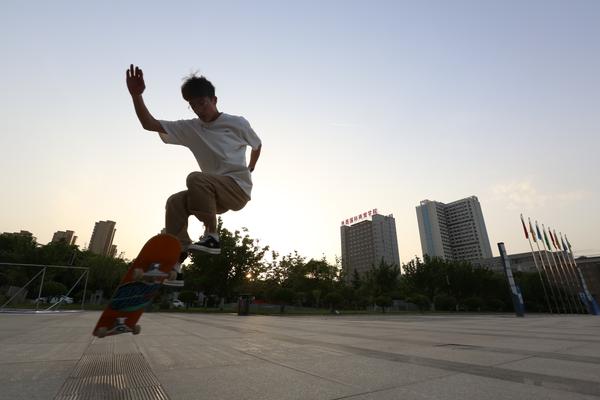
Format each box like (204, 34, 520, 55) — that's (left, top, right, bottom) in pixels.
(158, 113, 262, 198)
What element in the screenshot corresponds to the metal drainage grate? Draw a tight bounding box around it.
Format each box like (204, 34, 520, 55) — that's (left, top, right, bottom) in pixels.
(55, 353, 169, 400)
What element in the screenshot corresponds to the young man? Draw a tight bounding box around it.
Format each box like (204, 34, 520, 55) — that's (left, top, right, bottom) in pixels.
(126, 64, 262, 287)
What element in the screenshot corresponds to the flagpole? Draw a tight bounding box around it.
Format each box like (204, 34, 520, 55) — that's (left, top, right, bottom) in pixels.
(561, 233, 586, 314)
(521, 215, 553, 313)
(527, 217, 554, 314)
(548, 227, 578, 314)
(565, 234, 600, 315)
(534, 221, 561, 314)
(555, 230, 585, 314)
(539, 224, 567, 313)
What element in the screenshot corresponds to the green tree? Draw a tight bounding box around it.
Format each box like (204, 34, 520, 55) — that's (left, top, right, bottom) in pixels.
(178, 290, 197, 309)
(403, 256, 449, 310)
(324, 291, 344, 312)
(406, 294, 430, 312)
(364, 259, 401, 297)
(271, 287, 295, 313)
(434, 294, 457, 311)
(463, 296, 483, 312)
(375, 295, 392, 313)
(186, 219, 268, 305)
(42, 281, 67, 298)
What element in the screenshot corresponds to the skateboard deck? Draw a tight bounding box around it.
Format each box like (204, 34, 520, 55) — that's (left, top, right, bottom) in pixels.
(93, 234, 181, 338)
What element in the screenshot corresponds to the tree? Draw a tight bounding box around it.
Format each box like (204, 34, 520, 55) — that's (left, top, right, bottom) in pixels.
(324, 292, 343, 312)
(403, 256, 451, 310)
(406, 294, 430, 312)
(186, 219, 268, 305)
(463, 296, 483, 312)
(375, 295, 392, 313)
(42, 281, 67, 298)
(434, 294, 457, 311)
(363, 259, 401, 298)
(178, 290, 197, 309)
(271, 287, 295, 313)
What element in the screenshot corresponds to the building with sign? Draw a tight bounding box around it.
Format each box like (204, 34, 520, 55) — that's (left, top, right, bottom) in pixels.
(340, 211, 400, 281)
(416, 196, 492, 263)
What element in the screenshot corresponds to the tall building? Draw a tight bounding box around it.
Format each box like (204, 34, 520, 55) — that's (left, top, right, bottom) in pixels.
(416, 196, 492, 263)
(51, 230, 77, 245)
(88, 220, 116, 257)
(340, 210, 400, 280)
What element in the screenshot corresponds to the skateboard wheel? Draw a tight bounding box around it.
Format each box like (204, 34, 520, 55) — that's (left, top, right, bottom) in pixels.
(133, 268, 144, 281)
(133, 325, 141, 335)
(96, 327, 108, 338)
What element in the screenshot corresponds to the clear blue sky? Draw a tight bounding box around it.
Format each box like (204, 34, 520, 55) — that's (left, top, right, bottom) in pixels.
(1, 1, 599, 261)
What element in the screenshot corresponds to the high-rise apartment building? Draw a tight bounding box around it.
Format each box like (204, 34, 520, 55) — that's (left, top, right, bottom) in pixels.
(51, 230, 77, 245)
(88, 220, 116, 257)
(341, 210, 400, 280)
(416, 196, 492, 263)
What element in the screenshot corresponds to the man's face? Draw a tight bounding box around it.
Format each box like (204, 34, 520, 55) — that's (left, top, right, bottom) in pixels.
(188, 96, 218, 122)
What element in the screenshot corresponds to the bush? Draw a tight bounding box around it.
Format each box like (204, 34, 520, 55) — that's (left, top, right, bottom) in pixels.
(324, 292, 344, 310)
(406, 294, 430, 312)
(434, 295, 457, 311)
(375, 295, 392, 312)
(485, 298, 505, 312)
(463, 296, 483, 312)
(178, 290, 197, 308)
(42, 281, 68, 298)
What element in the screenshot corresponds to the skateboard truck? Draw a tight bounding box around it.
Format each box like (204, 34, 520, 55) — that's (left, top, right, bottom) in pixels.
(133, 262, 169, 281)
(95, 317, 141, 338)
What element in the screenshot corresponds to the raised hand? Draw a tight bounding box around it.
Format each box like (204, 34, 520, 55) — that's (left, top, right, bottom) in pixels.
(126, 64, 146, 96)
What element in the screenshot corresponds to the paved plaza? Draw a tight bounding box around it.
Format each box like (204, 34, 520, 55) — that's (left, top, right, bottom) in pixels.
(1, 311, 600, 399)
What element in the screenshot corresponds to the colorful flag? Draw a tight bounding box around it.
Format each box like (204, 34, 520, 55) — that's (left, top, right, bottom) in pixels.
(528, 218, 537, 242)
(565, 235, 572, 250)
(548, 227, 557, 249)
(520, 214, 529, 239)
(560, 233, 568, 253)
(535, 221, 543, 241)
(543, 226, 552, 250)
(554, 230, 562, 250)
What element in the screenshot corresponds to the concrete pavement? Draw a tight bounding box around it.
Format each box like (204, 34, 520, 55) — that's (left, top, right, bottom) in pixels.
(1, 311, 599, 399)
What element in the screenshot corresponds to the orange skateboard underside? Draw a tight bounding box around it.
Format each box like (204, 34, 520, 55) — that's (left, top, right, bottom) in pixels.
(92, 234, 181, 337)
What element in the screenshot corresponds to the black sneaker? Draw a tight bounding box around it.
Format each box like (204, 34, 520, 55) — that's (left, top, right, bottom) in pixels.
(163, 272, 184, 287)
(163, 251, 188, 287)
(188, 235, 221, 254)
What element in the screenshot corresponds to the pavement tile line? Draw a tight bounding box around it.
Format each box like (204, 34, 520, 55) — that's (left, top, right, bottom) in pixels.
(162, 314, 600, 398)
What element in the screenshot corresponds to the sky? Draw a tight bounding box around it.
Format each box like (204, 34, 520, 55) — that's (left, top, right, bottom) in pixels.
(1, 1, 599, 263)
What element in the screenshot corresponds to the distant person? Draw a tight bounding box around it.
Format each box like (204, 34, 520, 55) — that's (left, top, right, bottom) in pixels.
(126, 64, 262, 287)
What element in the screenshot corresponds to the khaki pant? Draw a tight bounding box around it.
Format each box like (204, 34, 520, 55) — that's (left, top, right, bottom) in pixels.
(165, 172, 249, 246)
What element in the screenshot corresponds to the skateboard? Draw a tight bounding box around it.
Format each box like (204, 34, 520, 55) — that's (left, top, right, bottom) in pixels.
(92, 234, 181, 338)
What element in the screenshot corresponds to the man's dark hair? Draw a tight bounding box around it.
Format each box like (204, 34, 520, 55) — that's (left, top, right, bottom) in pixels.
(181, 75, 215, 100)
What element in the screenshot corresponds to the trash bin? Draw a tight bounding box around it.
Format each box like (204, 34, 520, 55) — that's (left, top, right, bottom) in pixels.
(238, 294, 252, 316)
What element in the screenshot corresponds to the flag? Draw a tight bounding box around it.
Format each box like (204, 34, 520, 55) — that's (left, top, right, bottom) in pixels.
(554, 230, 562, 250)
(560, 233, 568, 253)
(528, 218, 537, 242)
(520, 214, 529, 239)
(548, 227, 557, 249)
(535, 221, 543, 241)
(543, 225, 552, 250)
(565, 235, 572, 250)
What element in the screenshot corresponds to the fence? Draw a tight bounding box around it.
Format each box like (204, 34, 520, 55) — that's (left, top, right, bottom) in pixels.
(0, 263, 89, 312)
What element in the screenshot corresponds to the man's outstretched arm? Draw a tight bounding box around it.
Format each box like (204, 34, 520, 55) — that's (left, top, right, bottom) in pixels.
(126, 64, 165, 133)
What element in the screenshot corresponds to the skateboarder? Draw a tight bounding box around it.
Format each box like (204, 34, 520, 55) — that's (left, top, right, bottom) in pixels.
(126, 65, 262, 287)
